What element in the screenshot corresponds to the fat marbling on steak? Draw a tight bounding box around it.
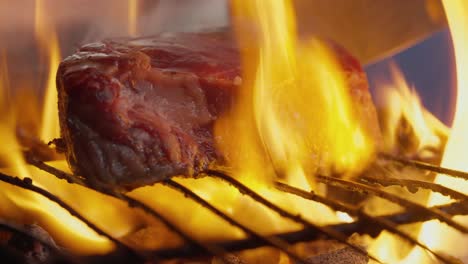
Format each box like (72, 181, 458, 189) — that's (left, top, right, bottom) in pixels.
(57, 30, 380, 191)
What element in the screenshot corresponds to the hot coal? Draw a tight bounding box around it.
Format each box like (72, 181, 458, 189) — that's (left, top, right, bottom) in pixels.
(56, 29, 380, 191)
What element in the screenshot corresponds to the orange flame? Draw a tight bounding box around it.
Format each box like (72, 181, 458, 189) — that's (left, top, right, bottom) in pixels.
(35, 0, 61, 142)
(0, 0, 147, 255)
(369, 2, 468, 262)
(189, 0, 376, 242)
(378, 63, 448, 157)
(366, 63, 451, 263)
(410, 1, 468, 262)
(1, 1, 463, 261)
(0, 53, 115, 254)
(125, 0, 378, 244)
(219, 0, 375, 190)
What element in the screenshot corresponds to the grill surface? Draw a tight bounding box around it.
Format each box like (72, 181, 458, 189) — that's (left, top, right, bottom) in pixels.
(0, 148, 466, 264)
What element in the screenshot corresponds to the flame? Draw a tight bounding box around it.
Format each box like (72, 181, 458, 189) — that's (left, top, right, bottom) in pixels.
(171, 0, 377, 245)
(0, 53, 115, 254)
(0, 0, 147, 255)
(378, 63, 449, 157)
(35, 0, 61, 142)
(1, 0, 463, 261)
(370, 2, 468, 262)
(413, 0, 468, 262)
(128, 0, 138, 36)
(350, 62, 450, 263)
(127, 0, 377, 243)
(219, 0, 375, 190)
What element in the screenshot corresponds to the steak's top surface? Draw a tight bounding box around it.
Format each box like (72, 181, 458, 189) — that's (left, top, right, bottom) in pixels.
(63, 30, 241, 84)
(57, 30, 378, 191)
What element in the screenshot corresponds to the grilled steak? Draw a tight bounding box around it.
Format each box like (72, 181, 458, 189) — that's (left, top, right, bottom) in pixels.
(57, 30, 380, 191)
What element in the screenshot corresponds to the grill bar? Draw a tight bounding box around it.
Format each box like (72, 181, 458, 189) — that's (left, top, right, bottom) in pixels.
(164, 179, 308, 264)
(315, 174, 468, 233)
(25, 153, 85, 185)
(381, 154, 468, 181)
(360, 176, 468, 202)
(275, 181, 457, 264)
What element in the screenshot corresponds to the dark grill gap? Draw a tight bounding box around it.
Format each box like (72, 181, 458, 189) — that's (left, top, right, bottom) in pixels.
(1, 150, 466, 264)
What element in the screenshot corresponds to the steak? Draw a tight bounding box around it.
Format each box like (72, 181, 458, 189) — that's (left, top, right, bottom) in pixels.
(57, 30, 380, 191)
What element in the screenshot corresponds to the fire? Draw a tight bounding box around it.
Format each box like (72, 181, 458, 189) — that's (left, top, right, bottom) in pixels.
(344, 62, 450, 263)
(134, 0, 378, 243)
(415, 0, 468, 262)
(370, 1, 468, 262)
(35, 0, 61, 142)
(220, 0, 375, 188)
(0, 0, 465, 261)
(0, 51, 114, 253)
(378, 63, 449, 157)
(0, 0, 145, 255)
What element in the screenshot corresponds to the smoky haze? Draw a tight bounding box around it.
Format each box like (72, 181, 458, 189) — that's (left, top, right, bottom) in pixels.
(0, 0, 229, 91)
(0, 0, 229, 53)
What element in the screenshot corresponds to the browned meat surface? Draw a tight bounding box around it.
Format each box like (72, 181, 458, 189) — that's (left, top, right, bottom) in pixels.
(57, 30, 379, 191)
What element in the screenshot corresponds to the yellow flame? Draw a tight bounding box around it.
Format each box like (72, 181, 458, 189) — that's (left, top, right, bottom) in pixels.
(0, 53, 29, 178)
(367, 63, 449, 263)
(5, 0, 463, 260)
(371, 2, 468, 263)
(378, 63, 448, 156)
(174, 0, 376, 242)
(0, 1, 153, 255)
(1, 51, 119, 254)
(104, 0, 378, 244)
(128, 0, 138, 36)
(221, 0, 374, 189)
(35, 0, 61, 142)
(414, 0, 468, 262)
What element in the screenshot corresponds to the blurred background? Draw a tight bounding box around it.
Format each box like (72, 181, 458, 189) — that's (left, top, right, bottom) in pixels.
(0, 0, 455, 125)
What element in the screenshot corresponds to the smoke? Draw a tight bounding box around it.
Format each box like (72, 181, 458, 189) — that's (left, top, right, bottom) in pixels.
(0, 0, 229, 96)
(141, 0, 229, 33)
(80, 0, 229, 43)
(0, 0, 229, 47)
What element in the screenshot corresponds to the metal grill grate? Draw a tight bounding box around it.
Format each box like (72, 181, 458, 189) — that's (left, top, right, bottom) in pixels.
(1, 150, 467, 264)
